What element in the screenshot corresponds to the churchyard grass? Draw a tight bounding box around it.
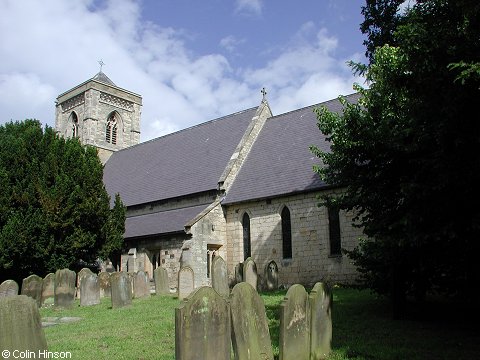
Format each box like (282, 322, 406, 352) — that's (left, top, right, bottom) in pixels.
(39, 288, 480, 360)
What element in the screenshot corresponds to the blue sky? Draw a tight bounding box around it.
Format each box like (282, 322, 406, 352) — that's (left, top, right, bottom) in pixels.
(0, 0, 368, 141)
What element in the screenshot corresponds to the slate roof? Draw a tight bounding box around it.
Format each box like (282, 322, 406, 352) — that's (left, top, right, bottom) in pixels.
(92, 71, 116, 86)
(223, 93, 360, 204)
(124, 204, 208, 238)
(103, 107, 258, 207)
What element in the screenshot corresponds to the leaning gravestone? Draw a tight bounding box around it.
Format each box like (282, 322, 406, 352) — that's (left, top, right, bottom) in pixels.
(230, 282, 273, 360)
(41, 273, 55, 307)
(175, 286, 231, 360)
(309, 282, 332, 360)
(154, 267, 169, 296)
(80, 273, 100, 306)
(98, 272, 111, 298)
(0, 280, 19, 298)
(279, 284, 310, 360)
(54, 268, 76, 308)
(128, 272, 136, 298)
(177, 266, 194, 300)
(110, 272, 132, 309)
(211, 256, 229, 297)
(76, 267, 94, 299)
(21, 274, 43, 307)
(134, 271, 150, 298)
(243, 257, 258, 291)
(265, 260, 279, 291)
(0, 295, 48, 352)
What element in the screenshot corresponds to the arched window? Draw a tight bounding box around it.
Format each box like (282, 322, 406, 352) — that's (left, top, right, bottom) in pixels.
(328, 206, 342, 256)
(242, 213, 251, 260)
(69, 112, 79, 138)
(106, 113, 118, 145)
(281, 206, 292, 259)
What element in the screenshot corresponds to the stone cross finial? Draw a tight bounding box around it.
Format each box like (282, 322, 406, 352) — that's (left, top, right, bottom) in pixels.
(261, 87, 267, 101)
(98, 59, 105, 72)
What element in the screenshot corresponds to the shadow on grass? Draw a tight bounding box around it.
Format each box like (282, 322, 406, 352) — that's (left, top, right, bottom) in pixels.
(262, 287, 480, 360)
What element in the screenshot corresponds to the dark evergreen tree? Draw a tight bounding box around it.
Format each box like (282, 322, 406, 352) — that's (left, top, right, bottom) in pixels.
(0, 120, 125, 282)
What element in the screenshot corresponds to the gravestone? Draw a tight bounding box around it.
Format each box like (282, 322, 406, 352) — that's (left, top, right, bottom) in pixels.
(234, 263, 243, 284)
(309, 282, 332, 360)
(110, 272, 132, 309)
(153, 267, 169, 296)
(41, 273, 55, 307)
(177, 266, 194, 300)
(76, 267, 94, 299)
(98, 272, 111, 298)
(230, 282, 273, 360)
(54, 268, 76, 308)
(175, 286, 231, 360)
(211, 256, 229, 297)
(243, 257, 258, 291)
(0, 280, 19, 298)
(128, 272, 136, 297)
(0, 295, 48, 352)
(21, 274, 43, 307)
(265, 260, 279, 291)
(134, 271, 150, 298)
(279, 284, 310, 360)
(80, 273, 100, 306)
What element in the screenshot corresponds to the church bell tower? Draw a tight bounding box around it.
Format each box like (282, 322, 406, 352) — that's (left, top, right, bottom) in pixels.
(55, 66, 142, 164)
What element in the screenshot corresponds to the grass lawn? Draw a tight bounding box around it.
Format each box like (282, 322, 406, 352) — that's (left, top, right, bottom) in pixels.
(40, 288, 480, 359)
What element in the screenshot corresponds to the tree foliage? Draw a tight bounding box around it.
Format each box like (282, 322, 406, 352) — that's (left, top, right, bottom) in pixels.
(311, 0, 480, 315)
(0, 120, 126, 282)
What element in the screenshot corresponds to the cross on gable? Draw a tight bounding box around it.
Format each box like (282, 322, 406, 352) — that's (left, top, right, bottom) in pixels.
(261, 87, 267, 101)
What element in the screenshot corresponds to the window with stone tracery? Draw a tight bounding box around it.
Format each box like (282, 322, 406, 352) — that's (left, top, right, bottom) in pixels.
(69, 112, 79, 138)
(106, 113, 118, 145)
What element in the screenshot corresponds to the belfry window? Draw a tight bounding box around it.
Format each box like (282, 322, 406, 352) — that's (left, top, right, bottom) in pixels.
(70, 112, 79, 138)
(281, 206, 292, 259)
(106, 114, 118, 145)
(242, 213, 251, 260)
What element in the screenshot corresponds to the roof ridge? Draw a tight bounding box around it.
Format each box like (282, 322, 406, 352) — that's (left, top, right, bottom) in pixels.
(110, 106, 259, 154)
(268, 92, 359, 121)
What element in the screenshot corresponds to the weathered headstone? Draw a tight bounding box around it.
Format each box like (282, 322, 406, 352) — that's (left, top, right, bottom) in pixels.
(153, 267, 169, 296)
(134, 271, 150, 298)
(0, 279, 19, 298)
(211, 256, 229, 297)
(21, 274, 43, 307)
(243, 257, 258, 291)
(76, 267, 94, 299)
(54, 268, 76, 308)
(0, 295, 48, 352)
(279, 284, 310, 360)
(309, 282, 332, 360)
(110, 272, 132, 309)
(265, 260, 279, 291)
(41, 273, 55, 307)
(128, 272, 136, 297)
(177, 266, 194, 300)
(80, 273, 100, 306)
(230, 282, 273, 360)
(234, 263, 243, 284)
(175, 286, 231, 360)
(98, 272, 111, 298)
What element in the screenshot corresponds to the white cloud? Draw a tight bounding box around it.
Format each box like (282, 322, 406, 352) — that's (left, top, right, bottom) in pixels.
(219, 35, 246, 53)
(234, 0, 264, 17)
(0, 1, 360, 142)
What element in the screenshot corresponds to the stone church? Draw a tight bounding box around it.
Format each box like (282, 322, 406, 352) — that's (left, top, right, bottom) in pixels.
(56, 71, 363, 290)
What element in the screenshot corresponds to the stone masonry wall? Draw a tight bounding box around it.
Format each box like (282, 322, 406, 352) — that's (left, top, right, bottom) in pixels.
(225, 190, 363, 287)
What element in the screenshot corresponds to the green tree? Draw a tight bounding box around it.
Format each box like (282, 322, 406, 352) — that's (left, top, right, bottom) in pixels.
(311, 0, 480, 317)
(0, 120, 126, 282)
